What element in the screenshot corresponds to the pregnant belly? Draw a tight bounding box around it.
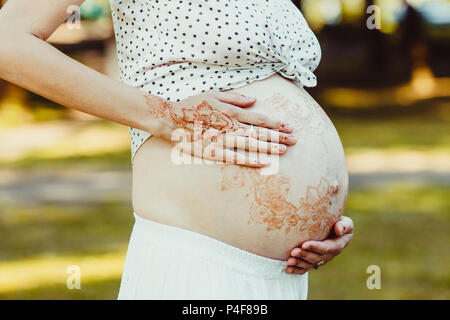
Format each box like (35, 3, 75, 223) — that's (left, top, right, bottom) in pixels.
(132, 73, 349, 260)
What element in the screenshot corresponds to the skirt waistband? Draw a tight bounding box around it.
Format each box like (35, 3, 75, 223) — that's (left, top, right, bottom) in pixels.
(132, 213, 292, 279)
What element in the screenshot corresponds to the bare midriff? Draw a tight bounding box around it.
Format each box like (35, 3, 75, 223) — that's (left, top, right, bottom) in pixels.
(132, 73, 349, 260)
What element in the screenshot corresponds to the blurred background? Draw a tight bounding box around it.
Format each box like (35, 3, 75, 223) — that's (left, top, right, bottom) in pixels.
(0, 0, 449, 299)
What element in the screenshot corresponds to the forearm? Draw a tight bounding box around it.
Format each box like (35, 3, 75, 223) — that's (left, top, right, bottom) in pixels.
(0, 31, 157, 133)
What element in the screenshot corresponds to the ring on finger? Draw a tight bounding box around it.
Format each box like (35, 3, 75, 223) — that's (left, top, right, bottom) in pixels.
(313, 254, 327, 269)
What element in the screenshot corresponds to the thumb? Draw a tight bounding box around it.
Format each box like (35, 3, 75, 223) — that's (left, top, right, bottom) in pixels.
(215, 91, 256, 107)
(334, 216, 354, 237)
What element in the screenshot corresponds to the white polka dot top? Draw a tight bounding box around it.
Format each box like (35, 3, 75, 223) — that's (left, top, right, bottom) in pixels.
(109, 0, 322, 161)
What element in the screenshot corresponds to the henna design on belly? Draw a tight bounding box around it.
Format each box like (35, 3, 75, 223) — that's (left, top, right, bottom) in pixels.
(218, 91, 345, 236)
(221, 165, 340, 237)
(144, 93, 244, 136)
(262, 92, 333, 138)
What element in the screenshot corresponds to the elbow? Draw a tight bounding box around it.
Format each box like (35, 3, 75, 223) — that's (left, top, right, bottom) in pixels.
(0, 19, 47, 78)
(31, 32, 49, 41)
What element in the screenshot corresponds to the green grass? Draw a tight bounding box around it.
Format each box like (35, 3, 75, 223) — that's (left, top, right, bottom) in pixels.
(0, 119, 132, 170)
(0, 279, 121, 300)
(0, 201, 133, 300)
(326, 99, 450, 153)
(0, 183, 448, 299)
(0, 149, 132, 170)
(334, 115, 450, 153)
(309, 183, 450, 300)
(0, 202, 134, 262)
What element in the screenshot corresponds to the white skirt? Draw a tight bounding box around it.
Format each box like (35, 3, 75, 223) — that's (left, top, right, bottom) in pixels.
(118, 213, 308, 300)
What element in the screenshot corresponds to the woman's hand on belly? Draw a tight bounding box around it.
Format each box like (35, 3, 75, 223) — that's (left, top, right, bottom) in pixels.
(286, 216, 354, 274)
(143, 89, 297, 167)
(133, 74, 350, 260)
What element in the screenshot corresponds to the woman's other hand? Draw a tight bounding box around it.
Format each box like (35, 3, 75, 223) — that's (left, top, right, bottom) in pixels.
(286, 216, 354, 274)
(143, 90, 297, 167)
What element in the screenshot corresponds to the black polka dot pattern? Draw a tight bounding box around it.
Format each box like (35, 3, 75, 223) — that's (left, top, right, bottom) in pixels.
(109, 0, 322, 160)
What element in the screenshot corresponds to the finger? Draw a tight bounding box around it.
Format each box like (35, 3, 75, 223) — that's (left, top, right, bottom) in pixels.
(207, 146, 269, 168)
(302, 233, 353, 255)
(233, 125, 297, 146)
(287, 257, 314, 270)
(214, 100, 293, 134)
(214, 91, 256, 107)
(289, 248, 324, 265)
(286, 266, 308, 275)
(222, 134, 287, 155)
(291, 247, 302, 257)
(177, 141, 269, 168)
(235, 108, 293, 133)
(334, 216, 354, 237)
(171, 130, 271, 167)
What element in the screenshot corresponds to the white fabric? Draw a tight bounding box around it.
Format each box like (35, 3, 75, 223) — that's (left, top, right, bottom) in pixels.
(118, 213, 308, 300)
(109, 0, 322, 160)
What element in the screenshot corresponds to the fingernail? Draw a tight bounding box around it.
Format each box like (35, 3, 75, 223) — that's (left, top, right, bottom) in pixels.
(287, 136, 297, 145)
(277, 144, 287, 154)
(292, 248, 301, 256)
(286, 268, 293, 273)
(280, 136, 297, 145)
(287, 258, 296, 265)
